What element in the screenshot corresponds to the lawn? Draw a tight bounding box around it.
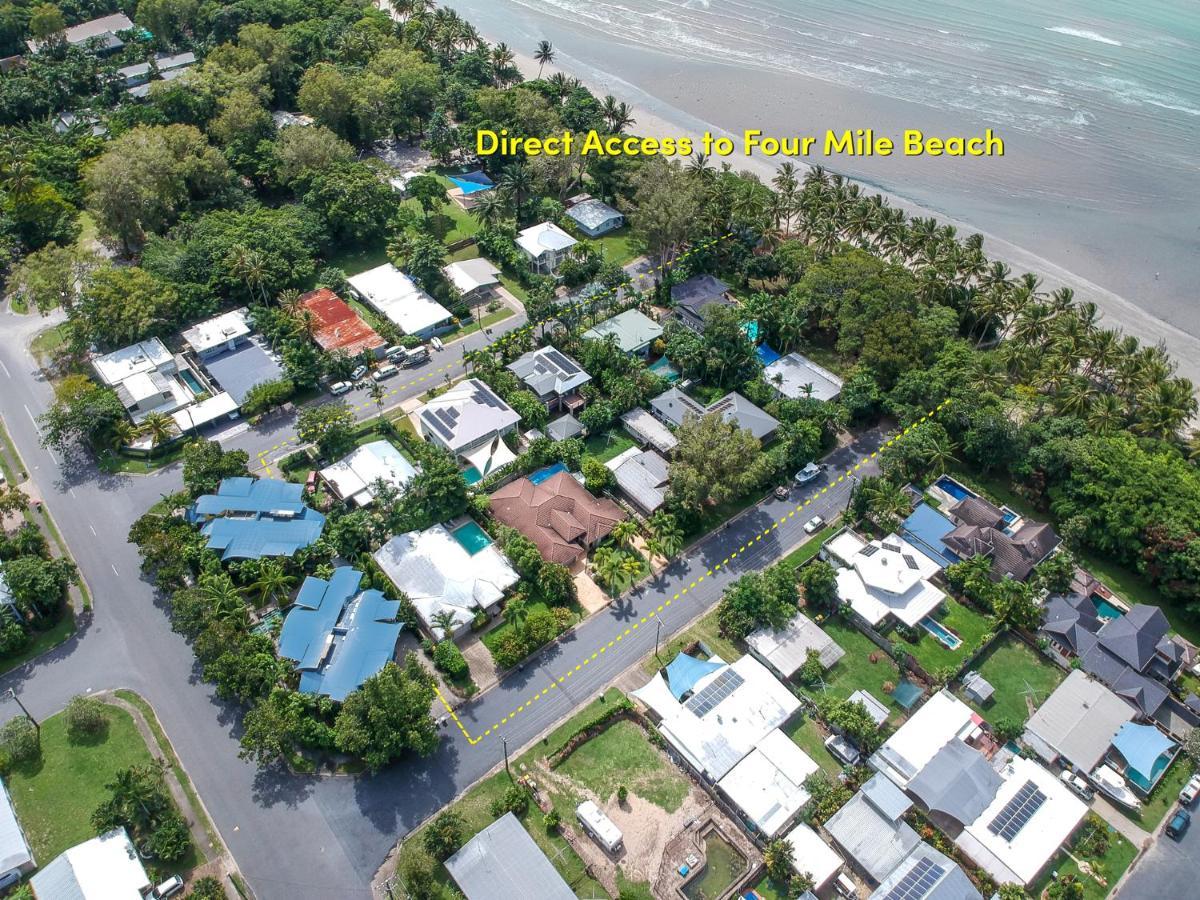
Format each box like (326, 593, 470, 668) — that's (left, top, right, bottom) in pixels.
(642, 607, 740, 676)
(778, 522, 838, 575)
(957, 634, 1065, 727)
(456, 306, 515, 338)
(1032, 822, 1137, 900)
(799, 617, 906, 724)
(902, 599, 993, 676)
(29, 323, 70, 359)
(785, 715, 842, 775)
(322, 242, 391, 280)
(583, 429, 636, 464)
(557, 719, 690, 811)
(96, 444, 186, 475)
(403, 179, 480, 245)
(575, 224, 639, 267)
(7, 702, 155, 862)
(1119, 755, 1193, 831)
(394, 690, 624, 899)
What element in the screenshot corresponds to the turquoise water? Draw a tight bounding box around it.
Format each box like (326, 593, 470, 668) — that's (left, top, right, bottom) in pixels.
(935, 476, 974, 502)
(179, 369, 205, 396)
(920, 615, 963, 650)
(648, 355, 680, 382)
(462, 466, 483, 485)
(452, 521, 493, 555)
(1093, 596, 1125, 620)
(529, 461, 568, 484)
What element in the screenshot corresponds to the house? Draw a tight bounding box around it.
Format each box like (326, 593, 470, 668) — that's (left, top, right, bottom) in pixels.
(620, 406, 678, 454)
(1023, 670, 1135, 775)
(631, 653, 801, 782)
(0, 778, 34, 884)
(825, 530, 947, 629)
(824, 774, 920, 884)
(277, 567, 401, 701)
(747, 611, 846, 680)
(183, 308, 284, 405)
(373, 524, 518, 641)
(649, 387, 780, 443)
(443, 258, 501, 303)
(606, 447, 669, 515)
(506, 346, 591, 413)
(120, 51, 196, 97)
(91, 338, 193, 423)
(868, 843, 982, 900)
(781, 823, 844, 891)
(565, 198, 625, 237)
(298, 288, 387, 359)
(871, 691, 985, 791)
(347, 264, 454, 339)
(319, 440, 419, 507)
(187, 477, 326, 560)
(716, 728, 819, 838)
(582, 309, 663, 357)
(763, 352, 845, 402)
(28, 12, 133, 53)
(671, 275, 736, 333)
(416, 378, 522, 477)
(545, 414, 585, 442)
(444, 812, 576, 900)
(29, 828, 151, 898)
(489, 472, 626, 569)
(516, 221, 577, 275)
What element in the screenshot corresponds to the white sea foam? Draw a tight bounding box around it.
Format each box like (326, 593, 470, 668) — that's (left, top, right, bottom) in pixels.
(1045, 26, 1123, 47)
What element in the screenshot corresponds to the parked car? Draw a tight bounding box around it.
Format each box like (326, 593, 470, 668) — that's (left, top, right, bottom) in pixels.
(430, 336, 444, 351)
(155, 875, 184, 898)
(833, 872, 858, 899)
(372, 363, 398, 381)
(795, 462, 824, 485)
(1059, 769, 1094, 800)
(774, 485, 789, 500)
(329, 381, 352, 396)
(1166, 808, 1191, 840)
(1180, 774, 1200, 806)
(804, 515, 825, 534)
(405, 344, 430, 366)
(350, 364, 368, 381)
(824, 733, 860, 766)
(384, 344, 406, 361)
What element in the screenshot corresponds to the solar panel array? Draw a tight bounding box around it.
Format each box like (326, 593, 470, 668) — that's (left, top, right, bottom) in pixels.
(684, 668, 745, 717)
(882, 541, 901, 553)
(903, 553, 920, 570)
(881, 857, 945, 900)
(860, 544, 880, 557)
(544, 348, 580, 375)
(987, 780, 1046, 841)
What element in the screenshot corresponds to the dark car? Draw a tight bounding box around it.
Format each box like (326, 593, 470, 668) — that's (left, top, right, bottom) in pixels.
(1166, 808, 1191, 840)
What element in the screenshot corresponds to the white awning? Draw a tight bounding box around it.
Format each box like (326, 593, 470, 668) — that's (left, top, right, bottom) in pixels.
(462, 439, 517, 478)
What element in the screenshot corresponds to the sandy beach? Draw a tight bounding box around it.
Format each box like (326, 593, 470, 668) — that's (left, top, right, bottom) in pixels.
(419, 0, 1200, 389)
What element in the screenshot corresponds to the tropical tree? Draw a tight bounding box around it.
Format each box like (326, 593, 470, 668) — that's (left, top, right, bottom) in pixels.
(533, 40, 554, 78)
(250, 561, 296, 608)
(503, 596, 529, 632)
(430, 609, 459, 642)
(610, 518, 639, 549)
(139, 412, 178, 451)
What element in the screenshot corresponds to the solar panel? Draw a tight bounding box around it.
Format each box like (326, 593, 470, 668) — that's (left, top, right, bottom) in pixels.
(903, 554, 920, 570)
(684, 668, 744, 717)
(882, 541, 901, 553)
(881, 857, 945, 900)
(423, 411, 453, 439)
(987, 780, 1046, 841)
(545, 348, 579, 374)
(860, 544, 880, 557)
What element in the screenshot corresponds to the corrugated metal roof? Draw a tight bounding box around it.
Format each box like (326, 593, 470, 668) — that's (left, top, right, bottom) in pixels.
(0, 779, 33, 874)
(444, 813, 576, 900)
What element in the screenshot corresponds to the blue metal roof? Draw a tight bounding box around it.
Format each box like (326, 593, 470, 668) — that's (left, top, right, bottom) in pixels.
(1111, 722, 1175, 782)
(901, 502, 961, 567)
(664, 652, 724, 700)
(190, 478, 325, 560)
(279, 567, 402, 701)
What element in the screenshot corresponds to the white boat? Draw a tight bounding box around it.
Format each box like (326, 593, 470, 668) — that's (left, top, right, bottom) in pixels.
(1092, 765, 1142, 810)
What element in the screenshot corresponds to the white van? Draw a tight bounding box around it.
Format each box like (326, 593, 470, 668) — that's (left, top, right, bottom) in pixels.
(576, 800, 623, 853)
(372, 364, 398, 381)
(385, 345, 407, 362)
(329, 381, 352, 396)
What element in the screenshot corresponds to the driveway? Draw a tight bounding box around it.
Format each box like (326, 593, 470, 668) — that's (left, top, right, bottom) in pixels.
(1116, 802, 1198, 899)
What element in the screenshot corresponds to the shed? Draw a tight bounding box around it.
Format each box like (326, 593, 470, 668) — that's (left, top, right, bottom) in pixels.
(961, 670, 995, 705)
(565, 198, 625, 237)
(444, 812, 575, 900)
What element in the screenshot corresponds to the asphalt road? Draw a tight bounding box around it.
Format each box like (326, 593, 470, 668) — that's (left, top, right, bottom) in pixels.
(1116, 804, 1196, 899)
(0, 305, 880, 899)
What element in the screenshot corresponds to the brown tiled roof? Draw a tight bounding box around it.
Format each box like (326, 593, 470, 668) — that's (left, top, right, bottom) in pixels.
(489, 472, 626, 566)
(299, 289, 386, 357)
(948, 496, 1007, 529)
(943, 521, 1060, 582)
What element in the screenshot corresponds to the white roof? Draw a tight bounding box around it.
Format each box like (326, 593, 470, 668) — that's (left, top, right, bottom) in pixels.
(320, 440, 418, 506)
(871, 690, 977, 788)
(958, 755, 1088, 886)
(516, 221, 577, 259)
(29, 828, 149, 900)
(348, 264, 452, 335)
(0, 778, 33, 875)
(782, 823, 843, 887)
(763, 352, 844, 402)
(181, 307, 251, 353)
(633, 654, 801, 781)
(417, 378, 521, 454)
(835, 532, 947, 627)
(507, 346, 591, 398)
(373, 525, 518, 640)
(91, 338, 172, 386)
(443, 258, 501, 295)
(748, 611, 845, 676)
(171, 392, 238, 432)
(716, 728, 818, 837)
(576, 800, 622, 848)
(826, 530, 866, 565)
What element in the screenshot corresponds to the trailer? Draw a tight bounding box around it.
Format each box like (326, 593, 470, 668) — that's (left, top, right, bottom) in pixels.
(576, 800, 623, 853)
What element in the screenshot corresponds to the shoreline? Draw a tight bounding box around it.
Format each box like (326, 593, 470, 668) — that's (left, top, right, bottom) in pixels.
(496, 43, 1200, 389)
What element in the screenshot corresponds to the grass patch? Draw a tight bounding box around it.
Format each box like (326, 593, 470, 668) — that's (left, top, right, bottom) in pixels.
(903, 599, 993, 675)
(455, 306, 515, 339)
(684, 490, 767, 543)
(557, 719, 689, 811)
(777, 523, 838, 574)
(29, 323, 70, 359)
(785, 715, 842, 775)
(0, 609, 75, 674)
(799, 617, 905, 723)
(0, 417, 25, 482)
(582, 429, 635, 464)
(96, 444, 186, 475)
(749, 875, 793, 900)
(643, 606, 740, 676)
(794, 345, 850, 377)
(7, 701, 155, 862)
(570, 224, 638, 266)
(1032, 825, 1138, 900)
(404, 181, 480, 245)
(957, 635, 1065, 727)
(1117, 756, 1193, 831)
(322, 242, 390, 278)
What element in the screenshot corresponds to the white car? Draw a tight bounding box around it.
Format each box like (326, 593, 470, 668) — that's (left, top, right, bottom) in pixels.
(349, 364, 368, 381)
(430, 336, 444, 351)
(155, 875, 184, 898)
(329, 381, 352, 396)
(1180, 774, 1200, 806)
(803, 515, 825, 534)
(1059, 769, 1094, 800)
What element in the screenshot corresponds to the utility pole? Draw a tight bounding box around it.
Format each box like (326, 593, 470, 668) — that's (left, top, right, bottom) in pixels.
(655, 618, 663, 661)
(845, 473, 858, 514)
(4, 688, 38, 737)
(502, 736, 511, 781)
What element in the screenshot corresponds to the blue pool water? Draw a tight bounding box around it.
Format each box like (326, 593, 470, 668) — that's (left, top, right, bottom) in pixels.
(529, 462, 568, 484)
(461, 466, 483, 485)
(755, 343, 781, 366)
(648, 355, 680, 382)
(934, 476, 975, 502)
(920, 616, 963, 650)
(452, 521, 493, 555)
(1093, 595, 1125, 620)
(448, 171, 494, 194)
(179, 369, 205, 396)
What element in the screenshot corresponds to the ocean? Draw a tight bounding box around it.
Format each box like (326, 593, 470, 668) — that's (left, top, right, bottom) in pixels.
(440, 0, 1200, 376)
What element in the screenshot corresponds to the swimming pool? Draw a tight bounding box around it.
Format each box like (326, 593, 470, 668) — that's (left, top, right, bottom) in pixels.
(179, 369, 205, 396)
(648, 355, 680, 382)
(755, 343, 781, 366)
(461, 466, 483, 485)
(934, 475, 975, 502)
(452, 521, 493, 555)
(680, 833, 746, 900)
(448, 171, 494, 194)
(920, 616, 963, 650)
(1092, 595, 1125, 620)
(529, 462, 568, 485)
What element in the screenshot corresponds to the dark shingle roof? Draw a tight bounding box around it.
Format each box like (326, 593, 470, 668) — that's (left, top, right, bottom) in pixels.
(1097, 604, 1170, 671)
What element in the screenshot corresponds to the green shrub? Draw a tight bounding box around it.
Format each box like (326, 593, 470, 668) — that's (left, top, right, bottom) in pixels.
(423, 810, 465, 861)
(491, 631, 529, 670)
(543, 808, 561, 831)
(149, 812, 191, 862)
(65, 694, 109, 739)
(186, 877, 225, 899)
(240, 378, 296, 417)
(0, 716, 39, 766)
(0, 619, 30, 657)
(433, 640, 469, 679)
(488, 784, 530, 818)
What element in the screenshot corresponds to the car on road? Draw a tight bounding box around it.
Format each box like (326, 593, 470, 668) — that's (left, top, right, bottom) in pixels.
(349, 364, 368, 381)
(404, 345, 430, 366)
(1059, 769, 1094, 800)
(795, 462, 824, 485)
(372, 363, 398, 381)
(155, 875, 184, 898)
(430, 336, 444, 351)
(329, 381, 352, 396)
(1166, 808, 1191, 840)
(1180, 774, 1200, 806)
(803, 515, 825, 534)
(774, 484, 789, 500)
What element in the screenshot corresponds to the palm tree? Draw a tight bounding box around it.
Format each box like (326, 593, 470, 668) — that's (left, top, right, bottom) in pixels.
(1086, 393, 1125, 435)
(600, 99, 635, 133)
(139, 412, 177, 451)
(368, 379, 386, 417)
(250, 561, 295, 608)
(491, 42, 516, 84)
(610, 519, 639, 549)
(227, 245, 270, 305)
(533, 40, 555, 78)
(499, 164, 535, 222)
(201, 575, 248, 629)
(107, 418, 138, 450)
(922, 433, 959, 477)
(546, 71, 572, 103)
(503, 597, 529, 633)
(647, 513, 683, 559)
(431, 609, 459, 642)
